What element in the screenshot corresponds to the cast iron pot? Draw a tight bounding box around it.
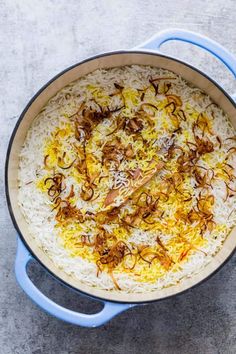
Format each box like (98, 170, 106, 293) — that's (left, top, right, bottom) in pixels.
(5, 29, 236, 327)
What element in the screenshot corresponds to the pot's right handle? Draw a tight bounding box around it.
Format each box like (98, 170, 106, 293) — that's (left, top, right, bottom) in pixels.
(15, 238, 134, 327)
(136, 29, 236, 101)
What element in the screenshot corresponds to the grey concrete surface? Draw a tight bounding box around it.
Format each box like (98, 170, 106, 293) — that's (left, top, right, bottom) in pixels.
(0, 1, 236, 353)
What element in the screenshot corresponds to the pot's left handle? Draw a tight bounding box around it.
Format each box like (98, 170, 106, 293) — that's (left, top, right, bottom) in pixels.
(15, 238, 134, 327)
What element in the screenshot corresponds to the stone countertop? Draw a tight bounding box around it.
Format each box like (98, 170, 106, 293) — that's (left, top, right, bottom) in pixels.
(0, 1, 236, 353)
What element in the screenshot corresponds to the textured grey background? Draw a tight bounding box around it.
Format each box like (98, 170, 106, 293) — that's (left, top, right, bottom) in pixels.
(1, 1, 236, 353)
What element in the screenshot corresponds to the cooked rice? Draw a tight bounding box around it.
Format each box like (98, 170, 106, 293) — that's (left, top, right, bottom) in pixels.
(18, 65, 236, 293)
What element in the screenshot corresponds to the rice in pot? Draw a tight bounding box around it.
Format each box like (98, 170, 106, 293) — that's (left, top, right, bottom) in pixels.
(18, 65, 236, 292)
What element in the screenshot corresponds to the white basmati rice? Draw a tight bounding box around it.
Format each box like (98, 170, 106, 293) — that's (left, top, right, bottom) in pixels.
(18, 65, 236, 293)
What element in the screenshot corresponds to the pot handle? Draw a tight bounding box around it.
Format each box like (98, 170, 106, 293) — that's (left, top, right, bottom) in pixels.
(136, 29, 236, 100)
(15, 237, 134, 327)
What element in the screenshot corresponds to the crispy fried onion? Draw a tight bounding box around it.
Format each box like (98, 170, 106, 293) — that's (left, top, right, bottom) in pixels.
(224, 181, 236, 201)
(221, 162, 235, 182)
(102, 137, 134, 168)
(191, 134, 214, 157)
(107, 105, 158, 137)
(57, 152, 76, 170)
(125, 117, 144, 134)
(227, 146, 236, 159)
(191, 114, 213, 147)
(137, 244, 173, 270)
(166, 143, 184, 159)
(149, 76, 176, 95)
(193, 165, 214, 189)
(163, 95, 183, 129)
(107, 114, 144, 136)
(54, 199, 84, 223)
(195, 112, 212, 136)
(177, 234, 207, 261)
(95, 236, 173, 289)
(188, 193, 215, 235)
(102, 137, 124, 168)
(44, 155, 51, 169)
(96, 239, 131, 290)
(161, 173, 184, 194)
(74, 143, 99, 188)
(44, 173, 65, 198)
(96, 207, 138, 234)
(72, 103, 111, 141)
(109, 83, 125, 107)
(80, 183, 94, 201)
(175, 137, 214, 177)
(122, 192, 164, 227)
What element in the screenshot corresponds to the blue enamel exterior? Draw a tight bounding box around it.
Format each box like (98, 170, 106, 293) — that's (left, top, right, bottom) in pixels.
(138, 29, 236, 81)
(15, 29, 236, 327)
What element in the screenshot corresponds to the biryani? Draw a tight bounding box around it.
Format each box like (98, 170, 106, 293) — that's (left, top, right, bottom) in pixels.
(18, 65, 236, 292)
